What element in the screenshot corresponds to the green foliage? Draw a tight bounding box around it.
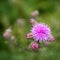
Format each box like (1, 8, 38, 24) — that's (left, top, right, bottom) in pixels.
(0, 0, 60, 60)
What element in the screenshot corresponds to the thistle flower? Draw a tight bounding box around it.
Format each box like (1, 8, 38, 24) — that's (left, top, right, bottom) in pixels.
(29, 42, 39, 51)
(31, 10, 39, 17)
(31, 23, 51, 42)
(3, 28, 11, 39)
(3, 31, 11, 39)
(30, 18, 37, 26)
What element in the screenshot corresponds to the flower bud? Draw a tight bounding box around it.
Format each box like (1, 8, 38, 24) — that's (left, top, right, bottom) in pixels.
(29, 42, 39, 51)
(31, 10, 39, 17)
(26, 33, 32, 39)
(3, 31, 11, 39)
(30, 18, 37, 26)
(49, 35, 55, 42)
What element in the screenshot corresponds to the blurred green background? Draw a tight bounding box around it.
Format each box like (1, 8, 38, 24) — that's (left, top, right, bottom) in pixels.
(0, 0, 60, 60)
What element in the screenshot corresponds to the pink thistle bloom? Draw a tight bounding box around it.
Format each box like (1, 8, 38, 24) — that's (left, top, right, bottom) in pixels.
(3, 28, 12, 39)
(30, 18, 37, 26)
(29, 42, 39, 51)
(3, 31, 11, 39)
(31, 10, 39, 17)
(31, 23, 51, 42)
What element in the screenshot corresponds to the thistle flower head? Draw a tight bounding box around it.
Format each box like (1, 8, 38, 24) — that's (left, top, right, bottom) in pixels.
(31, 23, 51, 42)
(30, 18, 37, 26)
(3, 28, 11, 39)
(29, 42, 39, 51)
(31, 10, 39, 17)
(3, 31, 11, 38)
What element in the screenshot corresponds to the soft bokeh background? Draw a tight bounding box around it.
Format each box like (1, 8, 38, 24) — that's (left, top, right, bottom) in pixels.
(0, 0, 60, 60)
